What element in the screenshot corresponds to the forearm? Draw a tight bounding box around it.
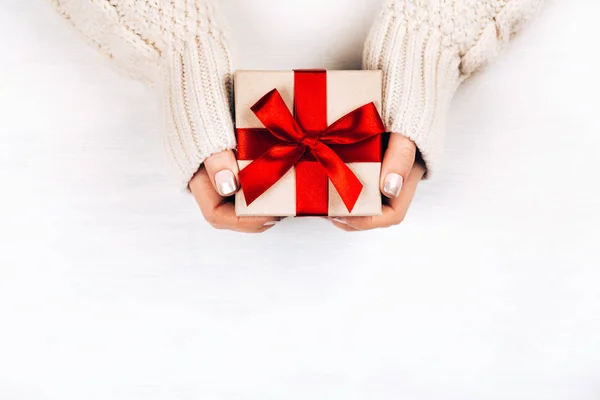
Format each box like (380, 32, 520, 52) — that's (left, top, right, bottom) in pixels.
(50, 0, 237, 187)
(364, 0, 544, 177)
(161, 31, 236, 187)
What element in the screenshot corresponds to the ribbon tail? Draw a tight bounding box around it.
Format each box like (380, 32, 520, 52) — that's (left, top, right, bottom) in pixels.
(310, 143, 363, 213)
(238, 145, 306, 206)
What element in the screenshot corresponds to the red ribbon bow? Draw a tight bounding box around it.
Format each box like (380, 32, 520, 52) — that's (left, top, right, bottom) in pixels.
(238, 88, 385, 213)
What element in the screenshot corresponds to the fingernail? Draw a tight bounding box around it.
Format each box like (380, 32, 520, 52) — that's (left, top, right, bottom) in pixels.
(263, 221, 278, 227)
(330, 217, 349, 225)
(383, 173, 403, 198)
(215, 170, 237, 196)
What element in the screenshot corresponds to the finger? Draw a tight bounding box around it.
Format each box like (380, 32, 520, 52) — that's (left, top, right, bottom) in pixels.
(204, 150, 240, 197)
(380, 133, 416, 199)
(328, 217, 360, 232)
(190, 168, 280, 232)
(189, 167, 224, 214)
(338, 162, 426, 231)
(332, 205, 396, 231)
(212, 202, 281, 233)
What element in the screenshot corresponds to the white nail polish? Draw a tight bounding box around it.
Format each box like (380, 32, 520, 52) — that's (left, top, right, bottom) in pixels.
(215, 170, 237, 196)
(263, 221, 278, 227)
(383, 173, 403, 198)
(330, 217, 349, 225)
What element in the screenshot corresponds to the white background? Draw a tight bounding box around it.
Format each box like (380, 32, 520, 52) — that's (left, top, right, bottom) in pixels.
(1, 1, 600, 399)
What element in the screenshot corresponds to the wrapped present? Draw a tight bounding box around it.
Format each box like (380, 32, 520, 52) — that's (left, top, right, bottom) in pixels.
(234, 70, 386, 217)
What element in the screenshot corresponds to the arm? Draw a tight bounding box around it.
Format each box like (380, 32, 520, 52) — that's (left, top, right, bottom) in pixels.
(364, 0, 545, 177)
(333, 0, 544, 231)
(50, 0, 278, 232)
(51, 0, 235, 187)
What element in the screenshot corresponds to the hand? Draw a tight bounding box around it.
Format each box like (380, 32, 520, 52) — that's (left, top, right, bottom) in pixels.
(189, 150, 280, 233)
(329, 133, 425, 231)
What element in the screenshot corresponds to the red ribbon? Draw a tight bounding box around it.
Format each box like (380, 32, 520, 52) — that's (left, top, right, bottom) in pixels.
(237, 70, 385, 215)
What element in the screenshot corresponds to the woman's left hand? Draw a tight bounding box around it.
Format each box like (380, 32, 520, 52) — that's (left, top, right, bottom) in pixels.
(329, 133, 425, 231)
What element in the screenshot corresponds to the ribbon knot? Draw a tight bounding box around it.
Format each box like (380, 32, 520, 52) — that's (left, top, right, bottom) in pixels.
(238, 88, 386, 213)
(301, 134, 320, 149)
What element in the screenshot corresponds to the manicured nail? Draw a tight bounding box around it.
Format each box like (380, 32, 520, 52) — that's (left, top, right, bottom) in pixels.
(383, 173, 403, 198)
(330, 217, 349, 225)
(215, 169, 237, 196)
(263, 220, 278, 227)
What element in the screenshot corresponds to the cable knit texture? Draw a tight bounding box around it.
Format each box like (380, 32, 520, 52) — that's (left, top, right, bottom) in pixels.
(50, 0, 236, 187)
(50, 0, 542, 185)
(364, 0, 543, 177)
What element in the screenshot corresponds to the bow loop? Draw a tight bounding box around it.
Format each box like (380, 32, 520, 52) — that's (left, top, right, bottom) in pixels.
(320, 102, 386, 145)
(250, 89, 305, 143)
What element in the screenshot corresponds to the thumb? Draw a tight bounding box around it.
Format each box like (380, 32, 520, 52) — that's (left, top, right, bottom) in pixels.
(203, 150, 240, 197)
(380, 133, 416, 199)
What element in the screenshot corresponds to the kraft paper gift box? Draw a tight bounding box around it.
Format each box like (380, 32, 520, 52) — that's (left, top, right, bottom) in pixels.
(234, 70, 386, 217)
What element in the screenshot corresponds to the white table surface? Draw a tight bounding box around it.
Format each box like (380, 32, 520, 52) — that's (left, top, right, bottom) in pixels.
(1, 1, 599, 399)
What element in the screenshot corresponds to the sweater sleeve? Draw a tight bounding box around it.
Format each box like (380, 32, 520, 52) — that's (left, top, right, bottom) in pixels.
(49, 0, 236, 188)
(364, 0, 544, 177)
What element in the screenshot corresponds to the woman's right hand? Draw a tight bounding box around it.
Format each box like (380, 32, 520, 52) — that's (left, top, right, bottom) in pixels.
(189, 150, 280, 233)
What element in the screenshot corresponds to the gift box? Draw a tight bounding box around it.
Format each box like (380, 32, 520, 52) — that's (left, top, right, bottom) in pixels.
(234, 70, 386, 217)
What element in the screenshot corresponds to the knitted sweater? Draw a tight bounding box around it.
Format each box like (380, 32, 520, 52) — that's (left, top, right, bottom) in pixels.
(50, 0, 543, 186)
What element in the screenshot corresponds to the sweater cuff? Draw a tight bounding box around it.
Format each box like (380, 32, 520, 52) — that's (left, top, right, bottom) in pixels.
(161, 35, 236, 188)
(364, 16, 463, 178)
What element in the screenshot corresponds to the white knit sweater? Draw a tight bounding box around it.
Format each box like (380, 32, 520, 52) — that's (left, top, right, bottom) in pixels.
(50, 0, 543, 186)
